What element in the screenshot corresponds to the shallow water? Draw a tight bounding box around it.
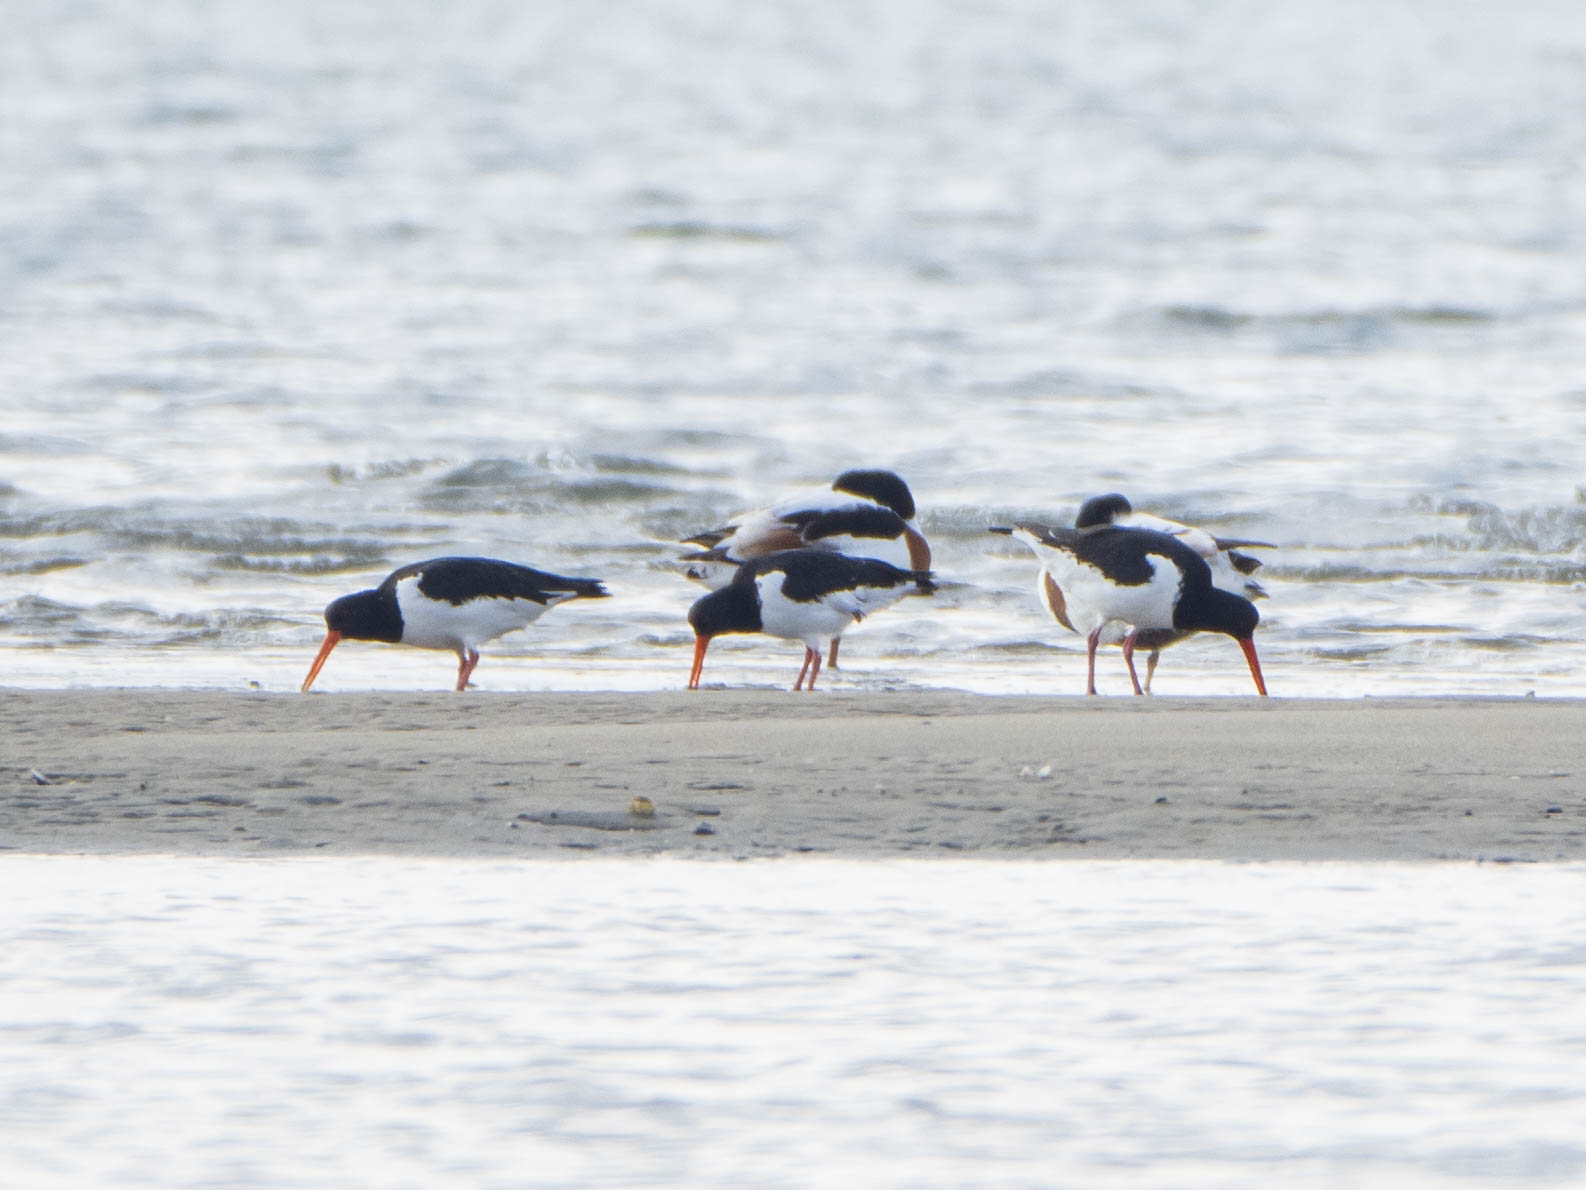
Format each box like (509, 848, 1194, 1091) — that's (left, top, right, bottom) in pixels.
(3, 0, 1586, 697)
(4, 856, 1585, 1188)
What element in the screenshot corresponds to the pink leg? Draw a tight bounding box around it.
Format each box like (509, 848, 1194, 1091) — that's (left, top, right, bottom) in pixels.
(455, 648, 480, 691)
(805, 647, 823, 691)
(828, 638, 841, 670)
(1121, 631, 1144, 696)
(1085, 627, 1103, 695)
(794, 648, 815, 691)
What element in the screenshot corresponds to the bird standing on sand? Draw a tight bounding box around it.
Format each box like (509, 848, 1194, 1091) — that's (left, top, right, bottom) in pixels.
(991, 504, 1268, 696)
(686, 549, 933, 691)
(680, 468, 931, 670)
(301, 557, 609, 692)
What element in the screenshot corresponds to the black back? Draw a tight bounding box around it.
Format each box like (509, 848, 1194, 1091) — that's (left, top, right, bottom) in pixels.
(689, 548, 932, 639)
(831, 469, 916, 520)
(798, 505, 909, 544)
(387, 557, 608, 607)
(1075, 527, 1259, 638)
(745, 548, 932, 601)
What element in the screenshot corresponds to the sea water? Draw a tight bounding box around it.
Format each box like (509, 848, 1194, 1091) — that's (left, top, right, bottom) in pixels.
(5, 6, 1586, 1183)
(3, 0, 1586, 699)
(4, 857, 1585, 1188)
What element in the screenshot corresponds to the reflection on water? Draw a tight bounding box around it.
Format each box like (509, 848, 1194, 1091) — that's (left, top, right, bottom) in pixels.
(5, 856, 1585, 1187)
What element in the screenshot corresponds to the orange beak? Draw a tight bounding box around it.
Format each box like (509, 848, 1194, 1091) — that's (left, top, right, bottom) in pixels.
(688, 635, 711, 689)
(1238, 636, 1268, 697)
(301, 630, 342, 692)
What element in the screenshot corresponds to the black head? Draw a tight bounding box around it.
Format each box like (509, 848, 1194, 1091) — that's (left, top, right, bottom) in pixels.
(324, 587, 402, 643)
(1075, 493, 1133, 531)
(831, 469, 916, 521)
(1175, 587, 1267, 695)
(1176, 585, 1260, 640)
(687, 581, 762, 639)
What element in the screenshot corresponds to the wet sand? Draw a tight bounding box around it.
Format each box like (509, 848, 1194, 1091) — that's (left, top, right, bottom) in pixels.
(3, 689, 1583, 862)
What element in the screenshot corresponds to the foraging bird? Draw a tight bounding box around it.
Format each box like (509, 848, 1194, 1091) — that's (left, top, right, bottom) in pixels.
(680, 468, 931, 669)
(686, 549, 933, 691)
(991, 503, 1268, 696)
(301, 556, 609, 692)
(1056, 493, 1271, 692)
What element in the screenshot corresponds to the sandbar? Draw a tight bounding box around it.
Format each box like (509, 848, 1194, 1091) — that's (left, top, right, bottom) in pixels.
(3, 689, 1582, 862)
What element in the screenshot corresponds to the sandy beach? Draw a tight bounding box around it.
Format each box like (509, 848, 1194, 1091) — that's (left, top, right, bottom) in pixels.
(2, 688, 1581, 862)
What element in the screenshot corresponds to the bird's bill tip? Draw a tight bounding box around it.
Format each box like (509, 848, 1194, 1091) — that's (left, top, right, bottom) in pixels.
(687, 634, 712, 690)
(1238, 636, 1268, 697)
(300, 630, 342, 692)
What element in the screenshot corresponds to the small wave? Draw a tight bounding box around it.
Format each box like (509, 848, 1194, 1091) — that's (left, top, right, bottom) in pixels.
(629, 221, 783, 243)
(0, 595, 299, 646)
(1157, 304, 1496, 331)
(1144, 303, 1500, 354)
(2, 508, 395, 572)
(419, 457, 682, 514)
(323, 458, 444, 484)
(212, 553, 390, 576)
(1445, 503, 1586, 556)
(0, 556, 90, 576)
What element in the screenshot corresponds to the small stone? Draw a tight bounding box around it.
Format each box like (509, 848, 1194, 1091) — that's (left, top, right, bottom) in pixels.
(28, 770, 50, 786)
(1036, 765, 1053, 781)
(1019, 766, 1035, 778)
(1155, 796, 1169, 804)
(693, 822, 715, 836)
(628, 796, 656, 818)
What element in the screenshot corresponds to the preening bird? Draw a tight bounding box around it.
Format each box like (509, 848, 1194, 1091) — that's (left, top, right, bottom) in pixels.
(680, 468, 931, 669)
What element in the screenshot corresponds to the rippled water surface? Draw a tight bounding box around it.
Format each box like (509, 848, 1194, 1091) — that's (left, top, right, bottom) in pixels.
(3, 0, 1586, 696)
(5, 857, 1586, 1188)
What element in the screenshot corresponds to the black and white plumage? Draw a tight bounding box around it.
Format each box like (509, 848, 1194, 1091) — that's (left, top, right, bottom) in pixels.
(991, 500, 1268, 696)
(301, 557, 609, 692)
(1052, 493, 1272, 692)
(686, 549, 933, 691)
(1076, 493, 1269, 605)
(681, 469, 931, 587)
(680, 469, 931, 670)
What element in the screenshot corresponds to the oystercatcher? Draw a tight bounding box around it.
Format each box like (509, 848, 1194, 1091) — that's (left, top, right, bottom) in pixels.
(1058, 493, 1272, 692)
(991, 505, 1268, 696)
(680, 468, 931, 669)
(1077, 493, 1269, 605)
(686, 549, 933, 691)
(301, 557, 609, 692)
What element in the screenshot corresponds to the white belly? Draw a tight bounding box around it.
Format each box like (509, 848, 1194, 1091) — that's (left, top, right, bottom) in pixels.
(395, 578, 559, 653)
(754, 573, 858, 650)
(1052, 556, 1182, 637)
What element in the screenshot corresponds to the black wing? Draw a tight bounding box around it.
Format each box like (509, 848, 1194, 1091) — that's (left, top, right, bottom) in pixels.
(392, 557, 609, 606)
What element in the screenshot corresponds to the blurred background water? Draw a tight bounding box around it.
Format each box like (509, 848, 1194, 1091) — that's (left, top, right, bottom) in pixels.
(5, 856, 1585, 1189)
(3, 0, 1585, 695)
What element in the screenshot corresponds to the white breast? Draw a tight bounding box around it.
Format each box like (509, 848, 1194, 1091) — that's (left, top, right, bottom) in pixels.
(1034, 549, 1183, 637)
(753, 572, 860, 650)
(394, 577, 562, 652)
